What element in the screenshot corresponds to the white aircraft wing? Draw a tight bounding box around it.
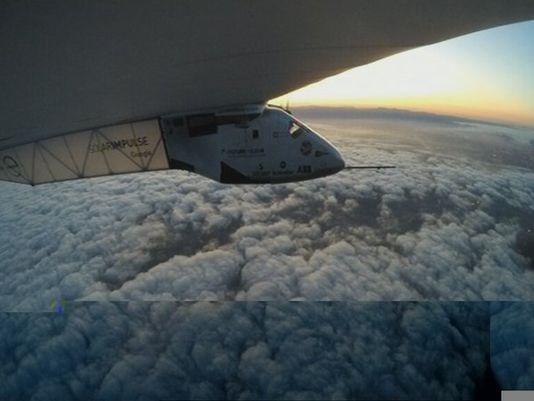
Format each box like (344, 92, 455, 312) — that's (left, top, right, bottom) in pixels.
(0, 120, 169, 184)
(1, 0, 534, 184)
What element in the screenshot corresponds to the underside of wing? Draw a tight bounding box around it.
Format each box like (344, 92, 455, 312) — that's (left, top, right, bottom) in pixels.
(1, 0, 534, 160)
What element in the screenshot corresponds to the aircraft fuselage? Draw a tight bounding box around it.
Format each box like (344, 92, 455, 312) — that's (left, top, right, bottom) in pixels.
(160, 105, 345, 184)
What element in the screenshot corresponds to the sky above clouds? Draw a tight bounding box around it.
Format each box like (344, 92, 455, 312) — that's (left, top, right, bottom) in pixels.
(271, 21, 534, 127)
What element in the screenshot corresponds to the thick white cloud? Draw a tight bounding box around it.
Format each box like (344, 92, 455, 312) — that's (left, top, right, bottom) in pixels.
(1, 118, 534, 309)
(0, 302, 490, 400)
(2, 116, 531, 398)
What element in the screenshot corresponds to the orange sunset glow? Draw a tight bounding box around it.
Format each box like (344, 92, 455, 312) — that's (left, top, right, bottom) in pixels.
(271, 21, 534, 127)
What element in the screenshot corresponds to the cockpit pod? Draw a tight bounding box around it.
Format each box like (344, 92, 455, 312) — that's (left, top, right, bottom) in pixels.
(160, 104, 345, 184)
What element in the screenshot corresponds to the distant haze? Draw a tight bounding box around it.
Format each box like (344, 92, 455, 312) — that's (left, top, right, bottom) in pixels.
(291, 106, 526, 129)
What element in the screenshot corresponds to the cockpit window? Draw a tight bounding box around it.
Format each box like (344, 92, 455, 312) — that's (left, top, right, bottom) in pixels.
(289, 121, 306, 138)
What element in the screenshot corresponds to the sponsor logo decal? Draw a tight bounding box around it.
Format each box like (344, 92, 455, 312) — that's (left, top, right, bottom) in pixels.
(2, 155, 21, 177)
(315, 150, 329, 157)
(223, 148, 265, 158)
(297, 165, 312, 173)
(90, 136, 149, 153)
(300, 140, 313, 156)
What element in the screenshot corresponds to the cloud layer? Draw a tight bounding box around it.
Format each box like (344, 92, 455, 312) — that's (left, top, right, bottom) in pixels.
(491, 302, 534, 390)
(0, 302, 490, 401)
(1, 115, 532, 400)
(1, 117, 534, 309)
